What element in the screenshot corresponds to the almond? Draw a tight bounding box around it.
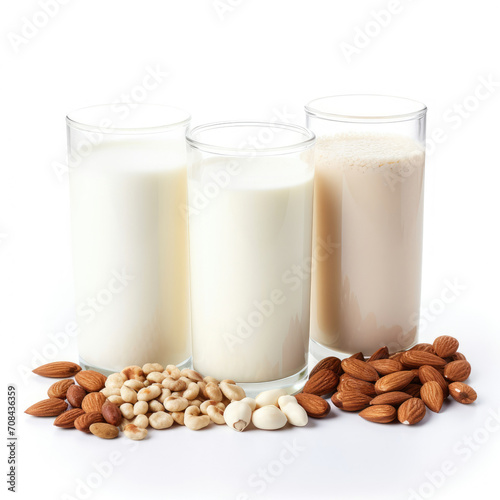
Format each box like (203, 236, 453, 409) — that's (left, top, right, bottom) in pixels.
(418, 365, 449, 398)
(47, 379, 74, 399)
(32, 361, 81, 378)
(444, 360, 471, 382)
(400, 351, 446, 368)
(369, 391, 412, 406)
(53, 408, 85, 428)
(368, 359, 403, 376)
(359, 404, 396, 423)
(338, 374, 376, 396)
(451, 352, 466, 361)
(420, 381, 444, 413)
(404, 384, 422, 398)
(101, 402, 122, 426)
(341, 359, 379, 382)
(367, 346, 389, 362)
(75, 370, 107, 392)
(397, 397, 426, 425)
(81, 392, 107, 413)
(449, 382, 477, 404)
(25, 398, 68, 417)
(89, 423, 119, 439)
(303, 369, 339, 396)
(433, 335, 459, 357)
(309, 357, 342, 377)
(295, 393, 330, 418)
(331, 392, 372, 411)
(375, 371, 414, 394)
(349, 352, 365, 361)
(66, 385, 87, 408)
(410, 343, 435, 353)
(74, 411, 105, 433)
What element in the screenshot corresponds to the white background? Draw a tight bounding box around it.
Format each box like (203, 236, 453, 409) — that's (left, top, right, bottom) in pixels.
(1, 1, 500, 499)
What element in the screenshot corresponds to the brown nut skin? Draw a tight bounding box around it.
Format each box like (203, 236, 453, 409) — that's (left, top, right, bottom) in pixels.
(102, 402, 122, 426)
(66, 385, 87, 408)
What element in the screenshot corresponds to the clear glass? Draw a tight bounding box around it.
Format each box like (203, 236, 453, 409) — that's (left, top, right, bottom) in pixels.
(66, 104, 191, 374)
(305, 95, 426, 359)
(186, 122, 315, 394)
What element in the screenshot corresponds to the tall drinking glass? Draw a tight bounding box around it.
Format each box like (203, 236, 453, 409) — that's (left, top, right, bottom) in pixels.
(305, 95, 426, 358)
(186, 122, 315, 394)
(66, 104, 191, 374)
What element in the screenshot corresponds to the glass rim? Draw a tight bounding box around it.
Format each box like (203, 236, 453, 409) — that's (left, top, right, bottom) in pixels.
(305, 94, 427, 123)
(186, 121, 316, 156)
(66, 103, 191, 134)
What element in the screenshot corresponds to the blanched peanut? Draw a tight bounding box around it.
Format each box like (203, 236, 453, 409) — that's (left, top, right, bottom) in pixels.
(162, 377, 187, 392)
(142, 363, 164, 375)
(183, 382, 200, 400)
(119, 418, 132, 431)
(147, 371, 166, 383)
(278, 395, 308, 427)
(223, 401, 252, 432)
(149, 411, 173, 430)
(240, 397, 257, 411)
(120, 385, 138, 404)
(120, 403, 134, 420)
(207, 405, 225, 424)
(158, 388, 172, 403)
(184, 406, 210, 430)
(255, 389, 287, 408)
(220, 381, 245, 401)
(134, 401, 149, 415)
(123, 379, 144, 391)
(123, 424, 147, 440)
(101, 387, 121, 398)
(164, 396, 189, 412)
(132, 414, 149, 429)
(180, 369, 204, 382)
(171, 411, 184, 426)
(165, 365, 181, 380)
(137, 385, 161, 401)
(252, 405, 287, 430)
(200, 400, 225, 415)
(149, 399, 164, 413)
(121, 366, 146, 382)
(205, 382, 223, 402)
(107, 395, 125, 406)
(104, 373, 126, 389)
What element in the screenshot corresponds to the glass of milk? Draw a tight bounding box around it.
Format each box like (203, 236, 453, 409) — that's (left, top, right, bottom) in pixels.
(305, 95, 427, 359)
(66, 104, 191, 374)
(186, 122, 315, 394)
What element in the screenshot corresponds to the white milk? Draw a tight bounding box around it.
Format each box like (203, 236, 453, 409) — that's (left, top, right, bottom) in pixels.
(311, 133, 425, 355)
(188, 156, 314, 383)
(69, 139, 190, 372)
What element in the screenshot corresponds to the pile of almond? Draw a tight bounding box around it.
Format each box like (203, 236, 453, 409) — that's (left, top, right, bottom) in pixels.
(295, 335, 477, 425)
(25, 362, 247, 440)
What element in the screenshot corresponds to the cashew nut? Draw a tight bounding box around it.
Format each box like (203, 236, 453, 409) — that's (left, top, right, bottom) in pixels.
(149, 411, 173, 429)
(180, 369, 204, 382)
(183, 382, 200, 400)
(120, 403, 134, 420)
(164, 365, 181, 380)
(142, 363, 164, 375)
(132, 414, 149, 429)
(204, 376, 219, 385)
(189, 399, 202, 408)
(184, 406, 210, 430)
(100, 387, 121, 398)
(146, 371, 166, 383)
(123, 424, 148, 440)
(121, 366, 146, 382)
(223, 400, 252, 432)
(162, 377, 187, 392)
(207, 405, 225, 424)
(123, 379, 144, 391)
(105, 373, 127, 389)
(200, 400, 225, 415)
(133, 401, 149, 415)
(219, 381, 246, 401)
(164, 396, 189, 412)
(148, 399, 164, 413)
(137, 385, 161, 401)
(158, 388, 172, 403)
(120, 385, 138, 404)
(205, 382, 223, 402)
(170, 411, 185, 426)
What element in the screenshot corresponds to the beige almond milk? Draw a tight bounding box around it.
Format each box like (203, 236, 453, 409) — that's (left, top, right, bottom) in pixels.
(310, 133, 425, 355)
